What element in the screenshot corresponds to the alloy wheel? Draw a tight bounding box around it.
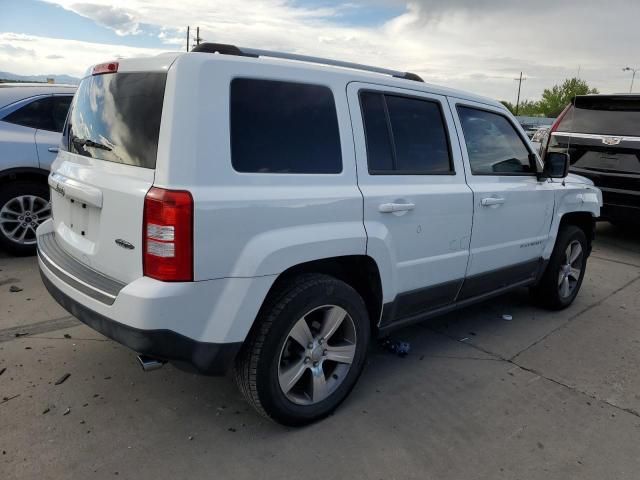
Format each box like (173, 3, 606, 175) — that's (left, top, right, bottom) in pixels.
(0, 195, 51, 246)
(278, 305, 357, 405)
(557, 240, 583, 298)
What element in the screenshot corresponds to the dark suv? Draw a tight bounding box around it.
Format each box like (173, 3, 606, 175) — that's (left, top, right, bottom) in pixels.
(546, 94, 640, 224)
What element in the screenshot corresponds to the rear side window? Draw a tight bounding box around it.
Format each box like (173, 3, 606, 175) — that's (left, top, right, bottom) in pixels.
(230, 79, 342, 174)
(3, 96, 71, 132)
(557, 97, 640, 136)
(66, 72, 166, 169)
(457, 106, 533, 175)
(360, 91, 453, 174)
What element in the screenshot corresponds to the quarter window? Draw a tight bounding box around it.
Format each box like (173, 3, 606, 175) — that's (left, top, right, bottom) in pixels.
(360, 91, 453, 174)
(230, 79, 342, 174)
(457, 106, 533, 175)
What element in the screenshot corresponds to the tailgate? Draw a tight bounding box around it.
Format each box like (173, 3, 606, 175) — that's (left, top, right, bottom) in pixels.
(48, 156, 153, 284)
(46, 68, 167, 284)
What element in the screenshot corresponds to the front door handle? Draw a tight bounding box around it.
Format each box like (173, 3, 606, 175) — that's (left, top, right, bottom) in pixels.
(379, 202, 415, 213)
(480, 197, 506, 207)
(47, 147, 59, 153)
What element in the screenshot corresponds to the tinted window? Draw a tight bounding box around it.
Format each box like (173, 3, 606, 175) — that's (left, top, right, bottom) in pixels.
(360, 92, 394, 171)
(52, 96, 72, 132)
(3, 96, 67, 132)
(67, 72, 166, 169)
(230, 79, 342, 173)
(557, 97, 640, 136)
(457, 107, 533, 175)
(360, 92, 452, 174)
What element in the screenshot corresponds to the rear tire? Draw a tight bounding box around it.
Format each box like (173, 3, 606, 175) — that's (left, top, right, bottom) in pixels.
(0, 181, 50, 256)
(531, 225, 588, 310)
(234, 273, 370, 426)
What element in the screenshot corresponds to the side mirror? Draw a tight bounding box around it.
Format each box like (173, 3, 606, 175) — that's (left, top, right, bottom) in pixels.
(541, 152, 570, 179)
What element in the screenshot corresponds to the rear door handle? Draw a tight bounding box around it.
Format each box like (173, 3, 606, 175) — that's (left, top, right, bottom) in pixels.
(379, 202, 415, 213)
(480, 197, 505, 207)
(47, 147, 59, 153)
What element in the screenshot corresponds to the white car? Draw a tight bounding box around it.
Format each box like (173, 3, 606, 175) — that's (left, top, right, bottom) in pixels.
(0, 83, 76, 254)
(37, 44, 601, 425)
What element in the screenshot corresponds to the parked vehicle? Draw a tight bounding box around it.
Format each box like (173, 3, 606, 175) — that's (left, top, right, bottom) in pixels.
(545, 94, 640, 225)
(0, 83, 76, 254)
(37, 44, 601, 426)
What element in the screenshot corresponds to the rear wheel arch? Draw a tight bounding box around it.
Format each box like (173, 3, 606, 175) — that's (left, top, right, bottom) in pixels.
(0, 167, 50, 188)
(253, 255, 384, 338)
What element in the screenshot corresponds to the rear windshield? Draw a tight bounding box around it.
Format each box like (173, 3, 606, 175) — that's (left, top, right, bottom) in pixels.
(65, 72, 167, 169)
(557, 96, 640, 136)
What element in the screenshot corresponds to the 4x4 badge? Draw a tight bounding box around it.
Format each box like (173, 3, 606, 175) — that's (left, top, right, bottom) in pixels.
(115, 239, 135, 250)
(602, 136, 622, 146)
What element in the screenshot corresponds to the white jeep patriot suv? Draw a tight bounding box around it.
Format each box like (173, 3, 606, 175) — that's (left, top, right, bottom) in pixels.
(37, 43, 601, 426)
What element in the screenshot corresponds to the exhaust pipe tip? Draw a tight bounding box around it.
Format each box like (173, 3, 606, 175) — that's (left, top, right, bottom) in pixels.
(137, 354, 165, 372)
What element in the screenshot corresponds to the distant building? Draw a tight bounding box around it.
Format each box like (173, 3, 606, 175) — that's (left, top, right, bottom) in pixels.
(46, 77, 55, 84)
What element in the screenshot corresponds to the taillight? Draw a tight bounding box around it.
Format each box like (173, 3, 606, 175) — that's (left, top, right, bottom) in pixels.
(92, 61, 118, 75)
(543, 103, 572, 157)
(143, 187, 193, 282)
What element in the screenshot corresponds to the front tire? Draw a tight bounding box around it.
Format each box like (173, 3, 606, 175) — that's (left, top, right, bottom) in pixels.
(0, 181, 51, 256)
(531, 225, 588, 310)
(234, 274, 370, 426)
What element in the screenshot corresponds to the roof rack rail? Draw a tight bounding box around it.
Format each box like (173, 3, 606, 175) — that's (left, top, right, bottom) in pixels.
(190, 42, 424, 83)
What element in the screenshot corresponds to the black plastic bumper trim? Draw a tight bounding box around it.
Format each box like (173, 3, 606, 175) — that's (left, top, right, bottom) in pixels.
(40, 271, 242, 375)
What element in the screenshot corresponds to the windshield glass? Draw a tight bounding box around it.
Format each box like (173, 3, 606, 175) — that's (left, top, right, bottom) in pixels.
(65, 72, 167, 168)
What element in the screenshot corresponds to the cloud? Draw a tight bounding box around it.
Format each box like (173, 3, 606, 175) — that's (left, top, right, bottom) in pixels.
(15, 1, 640, 100)
(70, 3, 140, 35)
(0, 33, 163, 77)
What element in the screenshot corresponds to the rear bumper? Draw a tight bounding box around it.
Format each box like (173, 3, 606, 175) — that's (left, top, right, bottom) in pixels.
(35, 222, 274, 375)
(40, 272, 240, 375)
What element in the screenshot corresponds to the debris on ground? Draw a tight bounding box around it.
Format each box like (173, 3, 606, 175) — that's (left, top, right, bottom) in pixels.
(188, 435, 194, 441)
(0, 367, 6, 376)
(502, 314, 513, 321)
(14, 332, 29, 337)
(42, 407, 50, 415)
(9, 285, 23, 293)
(54, 373, 71, 385)
(227, 427, 237, 432)
(63, 334, 72, 339)
(63, 407, 71, 416)
(380, 338, 410, 357)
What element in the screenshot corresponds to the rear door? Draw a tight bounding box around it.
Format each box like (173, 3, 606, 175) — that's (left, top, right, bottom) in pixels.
(49, 69, 167, 283)
(449, 98, 554, 299)
(347, 83, 473, 324)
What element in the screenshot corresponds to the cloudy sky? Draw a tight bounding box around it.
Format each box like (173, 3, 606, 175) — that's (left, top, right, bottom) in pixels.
(1, 0, 639, 102)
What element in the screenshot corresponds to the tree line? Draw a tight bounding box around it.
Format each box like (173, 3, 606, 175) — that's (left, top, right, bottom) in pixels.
(502, 77, 599, 118)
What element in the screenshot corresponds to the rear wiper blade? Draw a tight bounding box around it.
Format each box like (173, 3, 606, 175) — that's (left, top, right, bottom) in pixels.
(71, 136, 112, 151)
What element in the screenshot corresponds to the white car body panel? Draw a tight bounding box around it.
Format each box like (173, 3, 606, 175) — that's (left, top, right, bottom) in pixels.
(347, 82, 473, 303)
(37, 50, 601, 354)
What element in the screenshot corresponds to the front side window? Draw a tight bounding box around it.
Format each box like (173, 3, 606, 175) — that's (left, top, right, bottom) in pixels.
(3, 96, 68, 132)
(457, 106, 533, 175)
(360, 91, 453, 174)
(230, 78, 342, 174)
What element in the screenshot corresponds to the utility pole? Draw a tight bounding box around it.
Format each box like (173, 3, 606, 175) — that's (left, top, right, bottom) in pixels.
(186, 26, 190, 52)
(196, 27, 202, 47)
(514, 72, 527, 116)
(623, 67, 637, 93)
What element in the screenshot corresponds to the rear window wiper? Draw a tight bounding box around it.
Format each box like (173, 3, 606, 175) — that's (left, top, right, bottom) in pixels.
(71, 136, 112, 151)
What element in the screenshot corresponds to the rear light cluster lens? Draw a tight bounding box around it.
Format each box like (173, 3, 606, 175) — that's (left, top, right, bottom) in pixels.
(143, 187, 193, 282)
